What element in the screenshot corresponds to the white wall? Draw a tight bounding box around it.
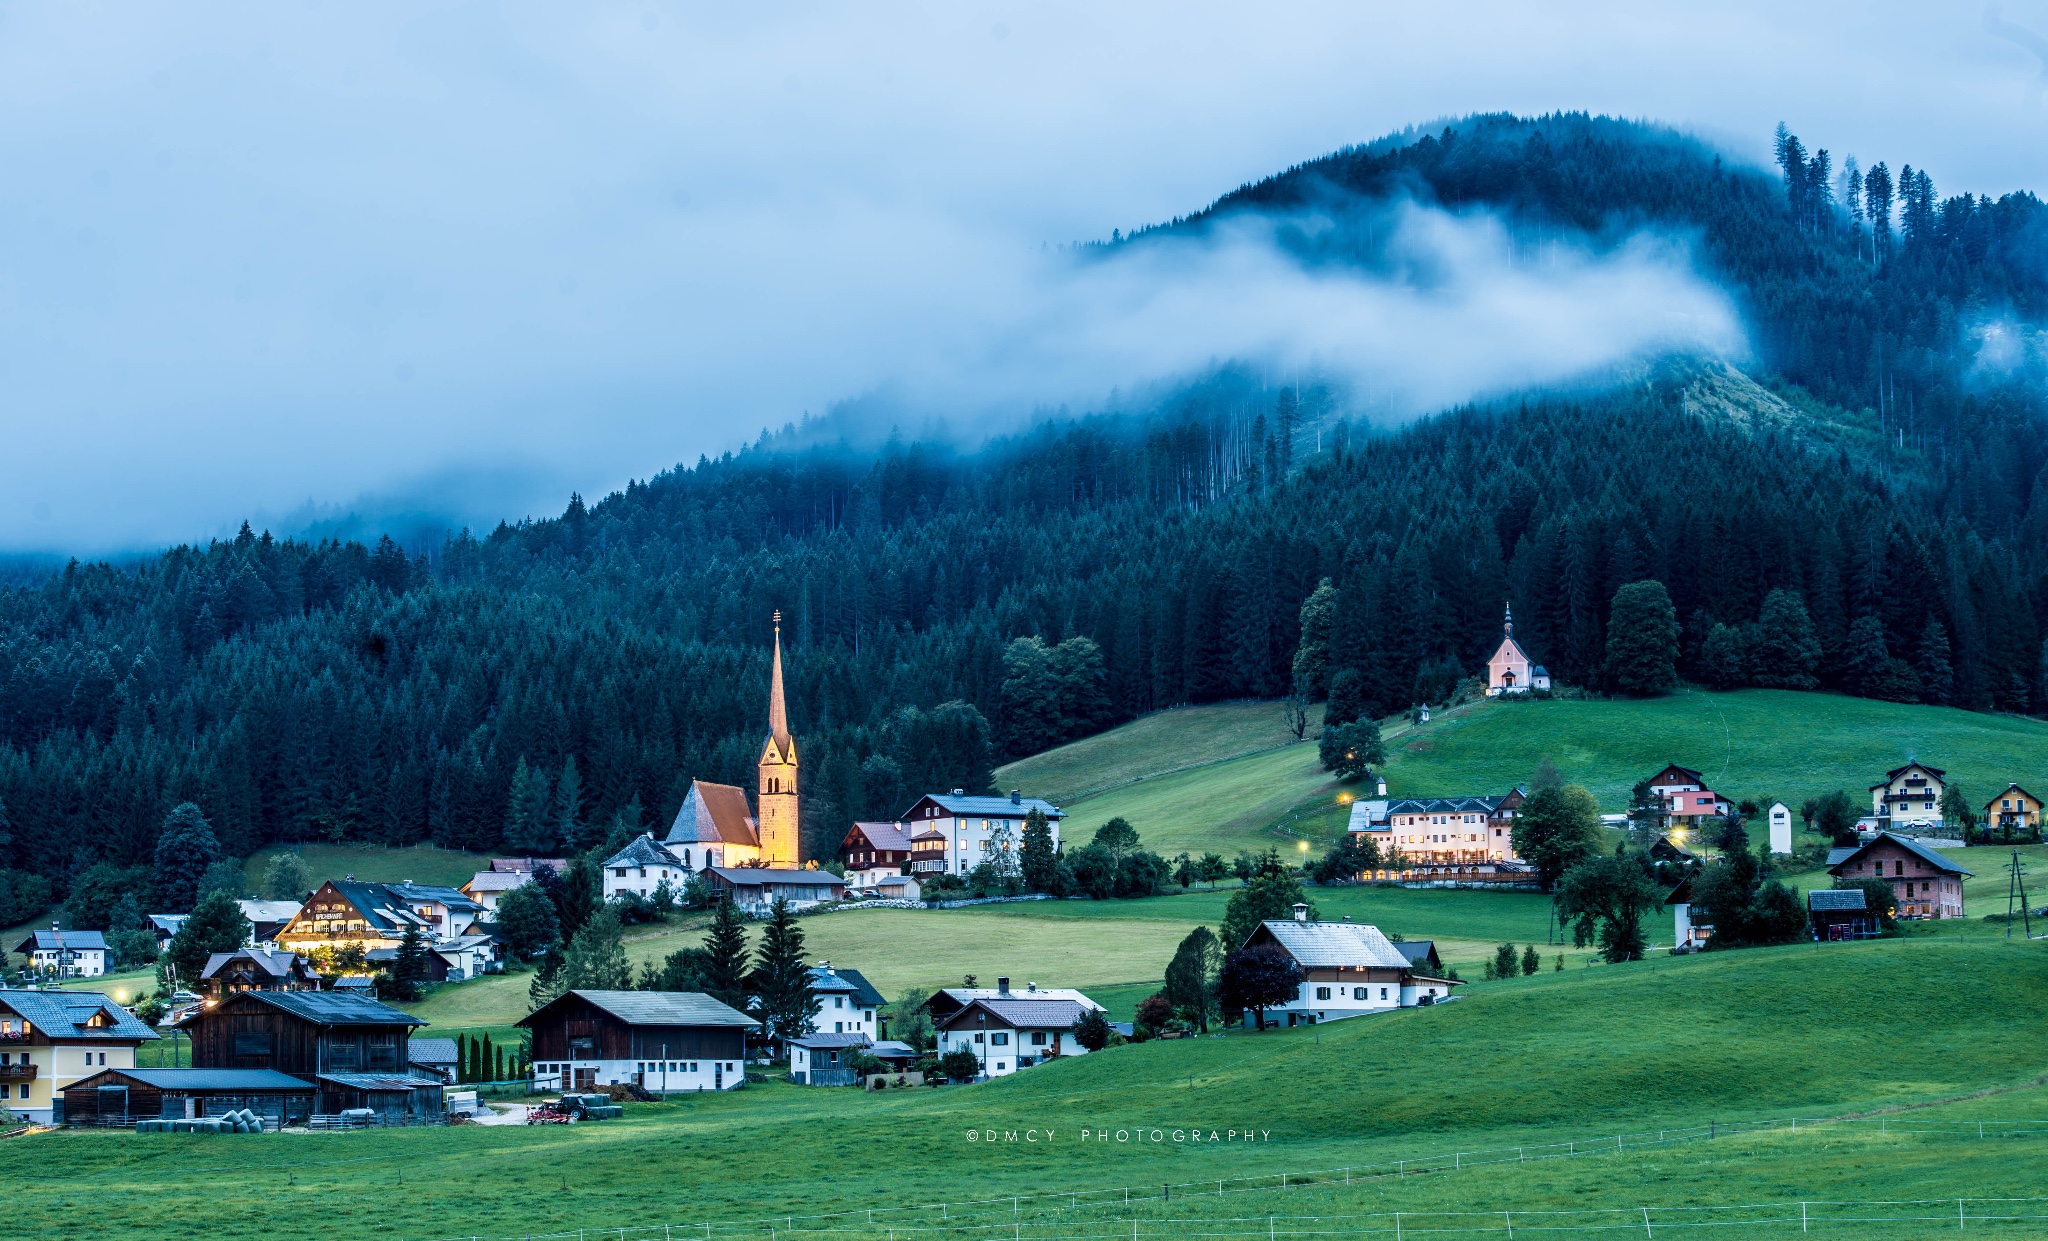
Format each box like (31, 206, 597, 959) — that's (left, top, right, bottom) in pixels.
(531, 1056, 741, 1092)
(811, 992, 876, 1036)
(938, 1026, 1086, 1076)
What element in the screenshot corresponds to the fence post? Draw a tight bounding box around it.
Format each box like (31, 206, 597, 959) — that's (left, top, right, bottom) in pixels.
(1504, 1211, 1513, 1239)
(1960, 1198, 1966, 1230)
(1394, 1212, 1401, 1241)
(1643, 1206, 1653, 1237)
(1801, 1202, 1808, 1233)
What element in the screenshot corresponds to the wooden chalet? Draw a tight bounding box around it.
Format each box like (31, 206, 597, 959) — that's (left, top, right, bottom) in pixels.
(178, 989, 444, 1118)
(201, 947, 321, 1000)
(519, 989, 757, 1093)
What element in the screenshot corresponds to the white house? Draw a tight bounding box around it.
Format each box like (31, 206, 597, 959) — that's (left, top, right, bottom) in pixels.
(602, 834, 691, 903)
(898, 791, 1063, 878)
(433, 934, 501, 981)
(808, 963, 884, 1037)
(460, 858, 566, 913)
(1240, 908, 1459, 1025)
(1768, 802, 1793, 855)
(12, 926, 109, 978)
(1665, 876, 1710, 949)
(934, 985, 1096, 1077)
(1871, 761, 1947, 831)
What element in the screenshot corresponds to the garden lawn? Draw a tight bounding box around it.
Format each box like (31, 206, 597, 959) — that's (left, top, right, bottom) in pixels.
(19, 934, 2048, 1241)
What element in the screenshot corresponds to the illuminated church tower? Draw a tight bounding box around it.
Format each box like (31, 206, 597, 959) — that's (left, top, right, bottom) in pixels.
(757, 611, 801, 868)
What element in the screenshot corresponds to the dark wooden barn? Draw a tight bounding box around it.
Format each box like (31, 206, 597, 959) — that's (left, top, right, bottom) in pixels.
(177, 989, 444, 1119)
(61, 1067, 315, 1127)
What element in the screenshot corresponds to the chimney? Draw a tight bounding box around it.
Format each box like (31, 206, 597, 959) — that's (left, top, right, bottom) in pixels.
(1026, 981, 1036, 992)
(1342, 914, 1352, 922)
(1010, 789, 1022, 805)
(997, 977, 1011, 995)
(1292, 903, 1310, 923)
(952, 788, 965, 797)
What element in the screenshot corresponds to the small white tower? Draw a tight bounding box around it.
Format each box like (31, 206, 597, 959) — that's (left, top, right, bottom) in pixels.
(1768, 802, 1792, 855)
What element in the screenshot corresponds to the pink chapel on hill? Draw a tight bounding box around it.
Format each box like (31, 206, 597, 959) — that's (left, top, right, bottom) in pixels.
(1484, 604, 1550, 696)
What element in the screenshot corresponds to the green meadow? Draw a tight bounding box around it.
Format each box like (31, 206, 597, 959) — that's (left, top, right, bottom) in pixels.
(23, 934, 2048, 1240)
(1026, 688, 2048, 854)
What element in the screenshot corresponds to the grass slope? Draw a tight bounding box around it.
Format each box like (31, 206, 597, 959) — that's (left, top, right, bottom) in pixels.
(1034, 688, 2048, 854)
(23, 936, 2048, 1240)
(240, 841, 488, 893)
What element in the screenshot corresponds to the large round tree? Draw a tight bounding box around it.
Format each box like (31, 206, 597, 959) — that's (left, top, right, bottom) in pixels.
(1604, 579, 1680, 696)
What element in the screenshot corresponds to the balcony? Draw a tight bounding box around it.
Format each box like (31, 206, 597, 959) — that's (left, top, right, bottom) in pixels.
(0, 1062, 38, 1081)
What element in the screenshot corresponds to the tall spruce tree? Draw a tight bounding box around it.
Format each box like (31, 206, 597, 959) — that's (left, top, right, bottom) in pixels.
(751, 898, 815, 1054)
(152, 803, 221, 913)
(699, 894, 752, 1012)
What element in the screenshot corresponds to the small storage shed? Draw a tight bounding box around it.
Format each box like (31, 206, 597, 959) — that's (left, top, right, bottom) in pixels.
(60, 1068, 315, 1127)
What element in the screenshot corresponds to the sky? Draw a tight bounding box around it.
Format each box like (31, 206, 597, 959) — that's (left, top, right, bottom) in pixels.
(3, 2, 2047, 554)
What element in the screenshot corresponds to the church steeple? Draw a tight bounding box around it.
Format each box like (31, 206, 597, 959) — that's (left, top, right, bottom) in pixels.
(757, 610, 800, 867)
(1503, 601, 1514, 638)
(768, 610, 791, 755)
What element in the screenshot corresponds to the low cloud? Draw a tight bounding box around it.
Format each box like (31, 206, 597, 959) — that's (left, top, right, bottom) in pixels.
(0, 3, 2037, 553)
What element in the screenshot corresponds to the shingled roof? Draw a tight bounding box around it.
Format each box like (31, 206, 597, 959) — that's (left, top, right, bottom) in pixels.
(604, 833, 687, 869)
(1249, 919, 1412, 968)
(939, 997, 1089, 1030)
(518, 989, 759, 1029)
(185, 989, 422, 1028)
(1809, 888, 1868, 911)
(1827, 832, 1973, 878)
(664, 780, 760, 848)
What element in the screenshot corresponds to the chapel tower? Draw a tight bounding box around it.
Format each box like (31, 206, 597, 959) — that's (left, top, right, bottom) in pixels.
(757, 611, 801, 868)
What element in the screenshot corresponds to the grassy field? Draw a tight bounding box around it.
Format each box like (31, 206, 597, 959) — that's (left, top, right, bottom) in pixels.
(240, 841, 489, 893)
(21, 933, 2048, 1240)
(1033, 688, 2048, 856)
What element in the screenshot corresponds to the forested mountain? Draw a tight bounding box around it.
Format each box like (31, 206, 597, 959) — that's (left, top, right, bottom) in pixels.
(4, 112, 2047, 911)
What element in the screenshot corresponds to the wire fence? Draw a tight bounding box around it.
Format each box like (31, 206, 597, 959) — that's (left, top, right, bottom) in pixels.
(409, 1114, 2048, 1241)
(420, 1197, 2048, 1240)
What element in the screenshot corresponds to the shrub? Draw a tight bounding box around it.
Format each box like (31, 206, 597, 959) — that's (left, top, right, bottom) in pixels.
(939, 1049, 981, 1083)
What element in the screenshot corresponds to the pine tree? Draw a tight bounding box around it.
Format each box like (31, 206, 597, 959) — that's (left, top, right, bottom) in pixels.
(553, 756, 585, 851)
(1291, 578, 1337, 697)
(504, 758, 555, 854)
(699, 894, 752, 1012)
(1749, 590, 1821, 689)
(390, 921, 431, 1001)
(152, 803, 221, 913)
(1019, 808, 1058, 894)
(560, 906, 630, 990)
(752, 898, 815, 1054)
(1918, 622, 1955, 704)
(1841, 616, 1892, 697)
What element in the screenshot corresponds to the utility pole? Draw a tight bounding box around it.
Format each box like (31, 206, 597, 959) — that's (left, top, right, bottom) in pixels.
(2006, 851, 2032, 940)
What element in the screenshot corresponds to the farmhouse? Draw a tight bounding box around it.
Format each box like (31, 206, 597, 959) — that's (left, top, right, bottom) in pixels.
(659, 614, 803, 869)
(841, 820, 916, 886)
(459, 858, 565, 913)
(200, 947, 321, 1000)
(1485, 605, 1551, 695)
(1871, 761, 1946, 832)
(11, 924, 109, 978)
(1665, 875, 1711, 950)
(407, 1036, 461, 1083)
(923, 980, 1102, 1026)
(898, 790, 1063, 878)
(0, 989, 157, 1125)
(1240, 910, 1457, 1025)
(935, 990, 1095, 1077)
(807, 963, 885, 1036)
(1827, 832, 1970, 919)
(520, 990, 756, 1093)
(602, 833, 691, 902)
(703, 866, 846, 913)
(1642, 764, 1732, 833)
(1983, 784, 2042, 836)
(61, 1067, 316, 1127)
(177, 989, 445, 1119)
(274, 879, 487, 955)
